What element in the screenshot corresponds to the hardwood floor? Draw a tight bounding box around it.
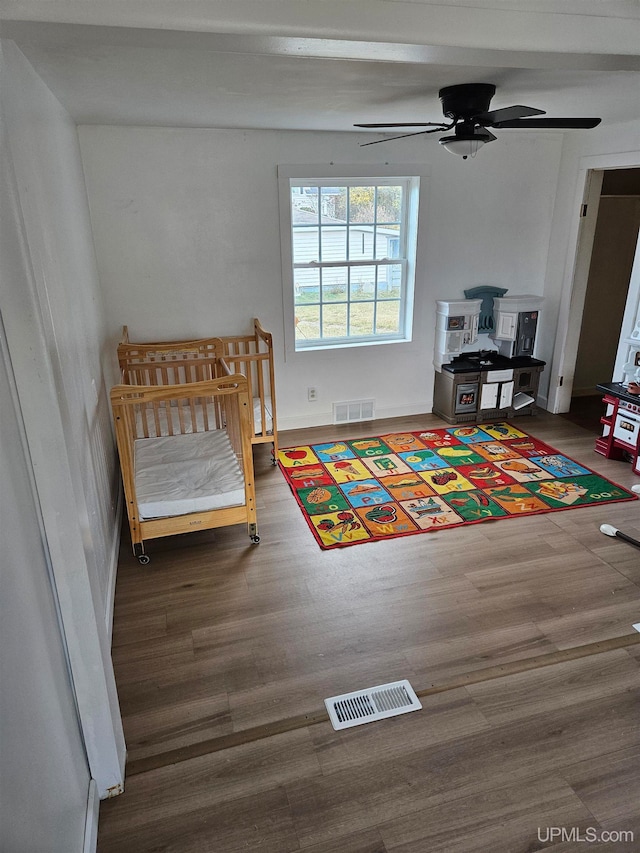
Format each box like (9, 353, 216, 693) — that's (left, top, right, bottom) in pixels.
(98, 412, 640, 852)
(558, 394, 604, 435)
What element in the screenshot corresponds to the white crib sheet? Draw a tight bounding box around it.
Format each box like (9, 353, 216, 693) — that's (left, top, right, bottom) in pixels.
(135, 429, 245, 520)
(253, 395, 273, 435)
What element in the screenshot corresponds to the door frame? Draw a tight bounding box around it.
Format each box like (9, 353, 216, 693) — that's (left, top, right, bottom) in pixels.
(548, 151, 640, 413)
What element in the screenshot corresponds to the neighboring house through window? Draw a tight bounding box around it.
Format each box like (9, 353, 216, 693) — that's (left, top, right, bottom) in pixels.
(278, 165, 427, 352)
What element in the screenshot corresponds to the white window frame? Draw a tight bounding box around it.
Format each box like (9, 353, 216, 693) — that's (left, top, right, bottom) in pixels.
(278, 164, 428, 355)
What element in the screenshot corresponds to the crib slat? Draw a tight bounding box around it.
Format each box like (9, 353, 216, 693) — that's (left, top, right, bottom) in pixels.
(176, 398, 185, 434)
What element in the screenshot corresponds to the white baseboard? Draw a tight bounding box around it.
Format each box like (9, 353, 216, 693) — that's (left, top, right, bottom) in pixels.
(83, 780, 99, 853)
(105, 487, 123, 645)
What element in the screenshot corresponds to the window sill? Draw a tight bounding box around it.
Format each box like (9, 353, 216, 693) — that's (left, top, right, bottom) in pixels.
(295, 335, 411, 353)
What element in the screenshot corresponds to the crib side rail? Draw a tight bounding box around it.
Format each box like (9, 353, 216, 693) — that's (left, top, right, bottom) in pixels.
(111, 373, 247, 437)
(254, 319, 277, 452)
(110, 375, 255, 554)
(118, 338, 225, 386)
(219, 324, 277, 449)
(253, 317, 273, 350)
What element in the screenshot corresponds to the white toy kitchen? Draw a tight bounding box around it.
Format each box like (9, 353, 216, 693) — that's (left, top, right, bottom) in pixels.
(433, 294, 546, 425)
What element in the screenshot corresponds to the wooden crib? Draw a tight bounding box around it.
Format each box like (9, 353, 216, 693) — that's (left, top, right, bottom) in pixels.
(110, 370, 259, 563)
(118, 318, 278, 461)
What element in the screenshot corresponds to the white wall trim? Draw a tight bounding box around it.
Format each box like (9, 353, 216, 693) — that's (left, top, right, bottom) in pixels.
(83, 780, 100, 853)
(105, 486, 123, 644)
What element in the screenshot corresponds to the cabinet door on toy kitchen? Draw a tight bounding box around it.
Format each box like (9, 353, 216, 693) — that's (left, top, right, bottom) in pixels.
(480, 380, 514, 410)
(495, 312, 517, 340)
(500, 380, 514, 408)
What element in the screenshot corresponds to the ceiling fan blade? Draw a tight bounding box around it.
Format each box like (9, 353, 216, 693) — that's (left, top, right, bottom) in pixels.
(476, 105, 545, 125)
(359, 128, 444, 146)
(354, 122, 446, 128)
(483, 129, 498, 142)
(492, 117, 602, 129)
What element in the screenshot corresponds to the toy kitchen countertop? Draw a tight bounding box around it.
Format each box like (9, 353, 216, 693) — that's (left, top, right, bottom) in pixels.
(442, 351, 546, 374)
(596, 381, 640, 407)
(433, 351, 546, 424)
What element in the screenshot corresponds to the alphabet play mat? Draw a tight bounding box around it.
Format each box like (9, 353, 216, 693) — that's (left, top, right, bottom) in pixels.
(277, 423, 636, 549)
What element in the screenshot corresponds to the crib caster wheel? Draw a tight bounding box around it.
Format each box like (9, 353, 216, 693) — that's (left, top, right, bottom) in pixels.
(250, 534, 261, 544)
(138, 554, 151, 565)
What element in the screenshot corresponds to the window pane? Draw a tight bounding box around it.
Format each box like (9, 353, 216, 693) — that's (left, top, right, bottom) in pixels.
(321, 187, 346, 223)
(292, 226, 319, 263)
(376, 185, 402, 224)
(295, 305, 320, 341)
(320, 265, 348, 300)
(350, 301, 375, 337)
(348, 226, 374, 260)
(375, 228, 400, 259)
(348, 186, 375, 223)
(350, 264, 376, 302)
(320, 226, 347, 262)
(322, 282, 347, 303)
(321, 303, 348, 338)
(291, 186, 318, 223)
(294, 268, 319, 305)
(379, 263, 402, 298)
(376, 299, 401, 334)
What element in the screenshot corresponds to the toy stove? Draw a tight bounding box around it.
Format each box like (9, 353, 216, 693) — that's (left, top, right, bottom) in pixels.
(450, 349, 500, 367)
(613, 397, 640, 446)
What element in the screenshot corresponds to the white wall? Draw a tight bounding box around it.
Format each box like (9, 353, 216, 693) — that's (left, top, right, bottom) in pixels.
(0, 50, 93, 850)
(79, 125, 563, 428)
(0, 40, 125, 802)
(2, 41, 121, 614)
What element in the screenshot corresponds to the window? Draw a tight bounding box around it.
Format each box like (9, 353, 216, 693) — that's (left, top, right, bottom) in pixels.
(279, 167, 424, 352)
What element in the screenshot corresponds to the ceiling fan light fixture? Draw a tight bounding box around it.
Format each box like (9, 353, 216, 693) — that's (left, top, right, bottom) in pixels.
(439, 128, 493, 159)
(439, 135, 486, 159)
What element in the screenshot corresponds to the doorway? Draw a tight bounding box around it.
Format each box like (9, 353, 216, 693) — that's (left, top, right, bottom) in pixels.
(560, 168, 640, 433)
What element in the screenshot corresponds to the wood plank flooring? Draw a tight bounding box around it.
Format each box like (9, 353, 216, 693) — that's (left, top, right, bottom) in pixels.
(98, 411, 640, 852)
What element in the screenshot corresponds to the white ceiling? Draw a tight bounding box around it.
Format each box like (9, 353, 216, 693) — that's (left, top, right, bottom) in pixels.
(1, 1, 640, 134)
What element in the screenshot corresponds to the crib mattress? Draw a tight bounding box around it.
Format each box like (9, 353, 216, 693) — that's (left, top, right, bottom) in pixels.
(135, 429, 245, 520)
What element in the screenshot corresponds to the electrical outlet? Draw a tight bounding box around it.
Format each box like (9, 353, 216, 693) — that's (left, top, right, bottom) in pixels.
(308, 387, 318, 402)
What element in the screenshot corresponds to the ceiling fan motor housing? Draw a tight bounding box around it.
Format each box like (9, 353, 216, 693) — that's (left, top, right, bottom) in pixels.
(439, 83, 496, 121)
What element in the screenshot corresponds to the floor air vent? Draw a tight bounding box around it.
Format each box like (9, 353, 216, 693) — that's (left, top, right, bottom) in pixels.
(333, 398, 375, 425)
(324, 679, 422, 730)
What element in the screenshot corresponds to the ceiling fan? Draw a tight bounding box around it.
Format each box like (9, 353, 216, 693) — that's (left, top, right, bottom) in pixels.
(354, 83, 601, 159)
